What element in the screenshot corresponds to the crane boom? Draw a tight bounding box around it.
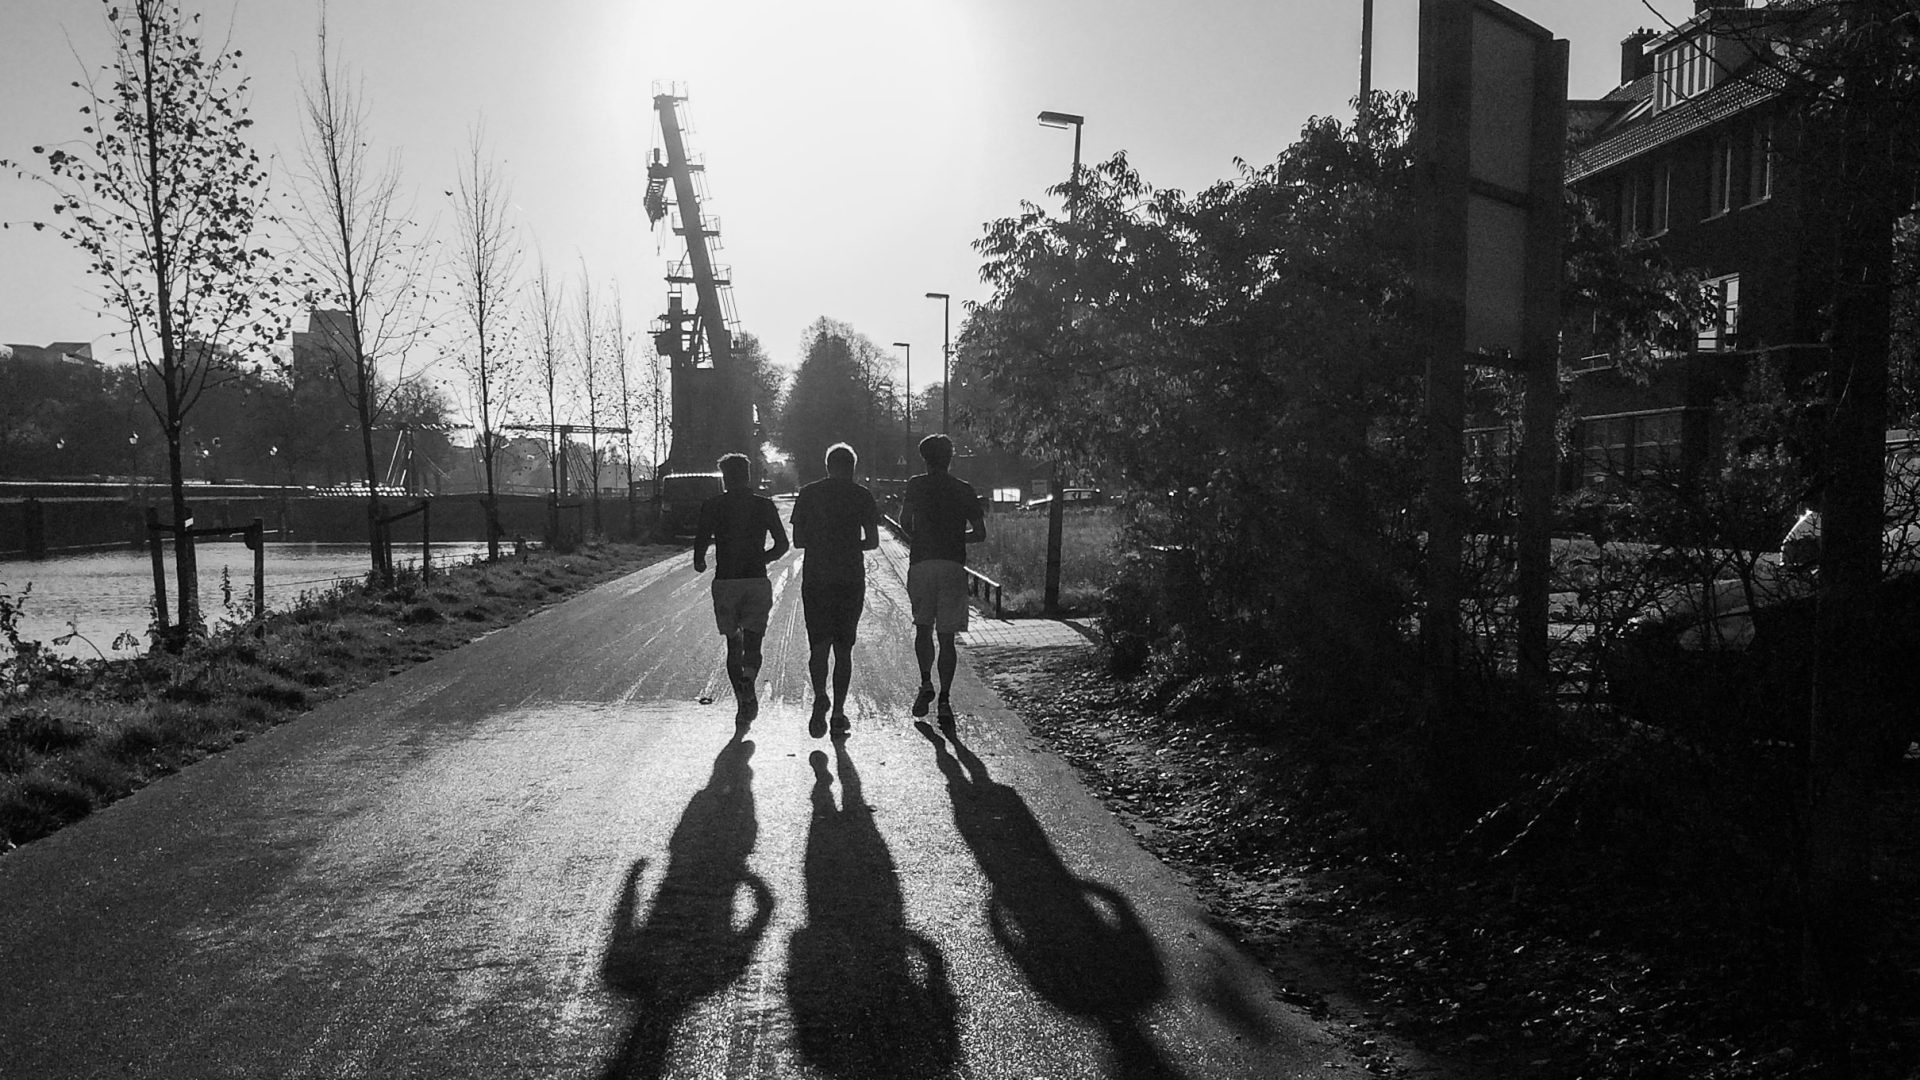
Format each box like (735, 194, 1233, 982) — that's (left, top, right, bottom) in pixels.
(648, 92, 755, 476)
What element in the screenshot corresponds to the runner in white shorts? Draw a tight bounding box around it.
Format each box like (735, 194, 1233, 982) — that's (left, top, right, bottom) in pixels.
(693, 453, 789, 723)
(899, 434, 986, 725)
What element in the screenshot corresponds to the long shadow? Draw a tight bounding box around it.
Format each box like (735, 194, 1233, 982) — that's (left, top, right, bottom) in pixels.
(786, 743, 961, 1077)
(919, 722, 1182, 1080)
(599, 733, 771, 1080)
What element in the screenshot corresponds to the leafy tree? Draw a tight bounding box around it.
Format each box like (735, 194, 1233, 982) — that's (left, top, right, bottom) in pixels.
(734, 331, 786, 472)
(776, 319, 888, 484)
(4, 0, 292, 639)
(449, 125, 521, 559)
(289, 20, 435, 581)
(966, 97, 1425, 682)
(1688, 0, 1920, 1007)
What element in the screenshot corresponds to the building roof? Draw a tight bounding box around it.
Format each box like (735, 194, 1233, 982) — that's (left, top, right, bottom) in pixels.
(1567, 64, 1786, 184)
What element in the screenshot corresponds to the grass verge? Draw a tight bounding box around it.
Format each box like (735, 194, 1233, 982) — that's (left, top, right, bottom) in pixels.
(968, 507, 1123, 617)
(0, 540, 675, 852)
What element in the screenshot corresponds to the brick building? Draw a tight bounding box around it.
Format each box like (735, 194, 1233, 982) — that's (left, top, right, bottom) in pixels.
(1560, 0, 1825, 490)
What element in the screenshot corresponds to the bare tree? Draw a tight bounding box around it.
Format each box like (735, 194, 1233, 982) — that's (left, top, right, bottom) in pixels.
(5, 0, 292, 641)
(449, 125, 521, 560)
(289, 19, 434, 581)
(525, 251, 567, 540)
(610, 294, 639, 536)
(573, 259, 607, 534)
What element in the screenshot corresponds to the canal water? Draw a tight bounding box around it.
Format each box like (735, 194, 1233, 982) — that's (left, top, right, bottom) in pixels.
(0, 541, 493, 658)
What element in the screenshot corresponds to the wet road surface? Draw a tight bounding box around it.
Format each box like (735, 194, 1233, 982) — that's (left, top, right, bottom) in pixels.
(0, 521, 1367, 1079)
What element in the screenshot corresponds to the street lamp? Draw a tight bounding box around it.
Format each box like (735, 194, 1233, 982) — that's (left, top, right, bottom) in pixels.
(893, 341, 912, 474)
(924, 292, 950, 433)
(1037, 108, 1085, 617)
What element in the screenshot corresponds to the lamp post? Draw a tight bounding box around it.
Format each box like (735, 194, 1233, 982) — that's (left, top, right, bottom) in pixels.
(924, 292, 950, 433)
(893, 341, 912, 474)
(1037, 108, 1084, 617)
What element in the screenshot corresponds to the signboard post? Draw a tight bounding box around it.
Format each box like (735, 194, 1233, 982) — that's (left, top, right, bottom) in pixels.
(1417, 0, 1568, 703)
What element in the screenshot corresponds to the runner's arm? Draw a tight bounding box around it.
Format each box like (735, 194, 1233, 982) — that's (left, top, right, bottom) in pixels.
(861, 493, 881, 551)
(692, 503, 713, 573)
(790, 495, 809, 549)
(763, 501, 791, 563)
(964, 490, 988, 544)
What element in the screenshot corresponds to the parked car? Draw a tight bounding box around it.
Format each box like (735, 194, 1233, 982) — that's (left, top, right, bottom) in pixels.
(655, 472, 723, 536)
(1022, 488, 1104, 511)
(1604, 514, 1920, 755)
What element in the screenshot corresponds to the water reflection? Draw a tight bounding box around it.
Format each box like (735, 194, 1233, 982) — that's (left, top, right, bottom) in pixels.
(0, 541, 492, 654)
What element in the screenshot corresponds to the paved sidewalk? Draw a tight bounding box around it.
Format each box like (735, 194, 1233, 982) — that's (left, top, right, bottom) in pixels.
(962, 614, 1099, 651)
(875, 521, 1100, 653)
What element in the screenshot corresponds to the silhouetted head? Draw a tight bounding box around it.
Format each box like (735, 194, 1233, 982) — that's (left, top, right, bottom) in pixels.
(918, 434, 953, 472)
(717, 453, 751, 491)
(824, 442, 857, 479)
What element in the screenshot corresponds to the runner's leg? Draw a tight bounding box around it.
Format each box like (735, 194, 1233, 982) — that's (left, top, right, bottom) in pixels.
(914, 624, 936, 687)
(936, 630, 958, 701)
(830, 639, 853, 712)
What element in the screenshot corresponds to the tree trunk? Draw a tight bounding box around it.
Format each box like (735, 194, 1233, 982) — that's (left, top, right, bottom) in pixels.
(1803, 105, 1899, 1014)
(359, 393, 387, 584)
(482, 431, 501, 562)
(165, 425, 196, 644)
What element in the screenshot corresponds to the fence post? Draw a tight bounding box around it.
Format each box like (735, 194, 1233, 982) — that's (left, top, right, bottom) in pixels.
(145, 507, 170, 639)
(247, 517, 265, 621)
(421, 499, 432, 582)
(23, 497, 47, 559)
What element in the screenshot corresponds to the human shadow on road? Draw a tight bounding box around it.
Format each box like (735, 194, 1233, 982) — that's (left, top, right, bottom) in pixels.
(919, 722, 1183, 1080)
(599, 734, 771, 1080)
(786, 743, 961, 1078)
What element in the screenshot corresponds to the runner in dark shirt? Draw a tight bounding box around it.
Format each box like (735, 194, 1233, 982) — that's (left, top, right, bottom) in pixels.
(899, 434, 986, 725)
(693, 453, 789, 722)
(790, 442, 880, 737)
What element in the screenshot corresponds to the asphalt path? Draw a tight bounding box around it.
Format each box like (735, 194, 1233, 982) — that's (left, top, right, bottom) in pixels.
(0, 510, 1369, 1079)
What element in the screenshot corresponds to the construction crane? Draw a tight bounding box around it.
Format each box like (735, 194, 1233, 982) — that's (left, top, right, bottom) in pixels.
(647, 90, 755, 478)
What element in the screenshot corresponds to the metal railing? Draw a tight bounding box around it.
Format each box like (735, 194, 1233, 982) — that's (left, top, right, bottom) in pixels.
(881, 513, 1004, 620)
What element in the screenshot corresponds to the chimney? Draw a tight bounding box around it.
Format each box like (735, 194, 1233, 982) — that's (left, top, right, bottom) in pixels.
(1621, 28, 1658, 83)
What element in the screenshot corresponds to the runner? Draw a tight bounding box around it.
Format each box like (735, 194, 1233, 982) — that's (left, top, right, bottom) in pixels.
(692, 453, 789, 723)
(899, 434, 986, 726)
(790, 442, 881, 738)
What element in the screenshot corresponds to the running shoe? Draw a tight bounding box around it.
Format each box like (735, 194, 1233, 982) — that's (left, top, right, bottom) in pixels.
(830, 713, 852, 738)
(912, 685, 937, 717)
(809, 695, 830, 739)
(936, 699, 956, 725)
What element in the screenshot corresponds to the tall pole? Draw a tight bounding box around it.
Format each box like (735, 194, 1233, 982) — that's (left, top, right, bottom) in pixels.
(1361, 0, 1375, 103)
(1037, 109, 1083, 618)
(894, 341, 911, 471)
(925, 292, 951, 432)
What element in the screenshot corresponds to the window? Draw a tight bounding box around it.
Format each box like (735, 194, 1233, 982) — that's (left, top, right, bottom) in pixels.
(1619, 175, 1640, 238)
(1582, 416, 1634, 487)
(1617, 166, 1669, 239)
(1746, 119, 1773, 204)
(1579, 411, 1687, 487)
(1634, 412, 1684, 475)
(1650, 162, 1671, 234)
(1706, 136, 1736, 216)
(1655, 36, 1715, 112)
(1697, 274, 1741, 351)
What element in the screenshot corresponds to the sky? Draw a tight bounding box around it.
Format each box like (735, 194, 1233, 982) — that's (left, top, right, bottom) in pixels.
(1, 0, 1696, 427)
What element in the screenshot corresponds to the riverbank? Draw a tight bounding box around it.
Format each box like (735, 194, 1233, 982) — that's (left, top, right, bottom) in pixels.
(0, 540, 677, 852)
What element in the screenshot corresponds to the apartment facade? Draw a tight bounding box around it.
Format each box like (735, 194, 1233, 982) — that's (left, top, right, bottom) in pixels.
(1560, 0, 1826, 490)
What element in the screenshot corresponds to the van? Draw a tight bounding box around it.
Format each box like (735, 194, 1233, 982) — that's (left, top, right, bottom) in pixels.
(656, 472, 724, 536)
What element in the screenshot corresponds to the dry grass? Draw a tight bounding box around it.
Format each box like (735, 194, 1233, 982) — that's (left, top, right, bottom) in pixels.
(969, 507, 1125, 617)
(0, 540, 675, 851)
